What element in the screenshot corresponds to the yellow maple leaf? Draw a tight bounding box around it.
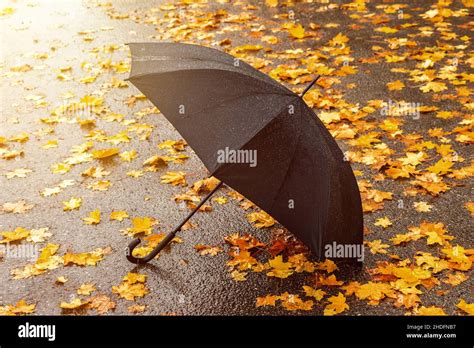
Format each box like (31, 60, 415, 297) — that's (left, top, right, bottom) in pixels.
(290, 253, 316, 273)
(350, 132, 381, 147)
(0, 227, 30, 244)
(288, 23, 305, 39)
(329, 32, 349, 46)
(87, 180, 111, 191)
(191, 177, 220, 193)
(42, 140, 58, 149)
(51, 163, 71, 174)
(79, 75, 97, 84)
(411, 173, 449, 196)
(415, 252, 449, 273)
(158, 139, 187, 152)
(127, 170, 143, 178)
(232, 44, 263, 54)
(416, 306, 446, 316)
(77, 283, 96, 295)
(160, 171, 186, 186)
(376, 26, 399, 33)
(366, 239, 390, 254)
(303, 286, 326, 301)
(63, 197, 82, 211)
(265, 0, 278, 7)
(123, 272, 147, 284)
(456, 299, 474, 315)
(212, 196, 228, 204)
(230, 270, 247, 281)
(425, 231, 444, 245)
(9, 132, 29, 143)
(441, 245, 471, 270)
(427, 159, 453, 175)
(82, 166, 109, 178)
(266, 255, 294, 279)
(318, 274, 344, 286)
(256, 295, 279, 307)
(91, 148, 119, 159)
(110, 211, 129, 221)
(442, 272, 468, 286)
(324, 293, 349, 316)
(393, 293, 421, 309)
(60, 298, 89, 310)
(374, 217, 392, 228)
(385, 166, 412, 179)
(194, 244, 223, 256)
(318, 111, 341, 124)
(83, 210, 101, 225)
(436, 111, 455, 119)
(341, 281, 360, 296)
(398, 152, 425, 166)
(56, 276, 68, 284)
(387, 80, 405, 90)
(262, 35, 278, 44)
(413, 201, 432, 212)
(356, 282, 395, 301)
(5, 168, 32, 179)
(119, 150, 137, 162)
(35, 243, 61, 270)
(246, 210, 276, 228)
(315, 259, 338, 273)
(280, 292, 313, 311)
(128, 304, 146, 313)
(0, 300, 36, 315)
(128, 217, 155, 235)
(63, 248, 108, 266)
(88, 295, 116, 315)
(465, 202, 474, 216)
(420, 81, 447, 93)
(392, 266, 432, 284)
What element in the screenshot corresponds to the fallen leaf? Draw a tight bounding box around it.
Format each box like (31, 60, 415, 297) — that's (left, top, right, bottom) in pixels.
(63, 197, 82, 211)
(83, 210, 101, 225)
(303, 286, 326, 301)
(324, 293, 349, 315)
(160, 171, 186, 186)
(247, 210, 276, 228)
(60, 298, 89, 310)
(266, 255, 294, 279)
(77, 283, 96, 295)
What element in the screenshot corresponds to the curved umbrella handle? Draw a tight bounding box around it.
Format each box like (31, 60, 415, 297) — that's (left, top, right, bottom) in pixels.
(127, 233, 176, 264)
(126, 181, 223, 265)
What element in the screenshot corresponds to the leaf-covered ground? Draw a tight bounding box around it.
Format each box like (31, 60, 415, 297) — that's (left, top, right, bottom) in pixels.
(0, 0, 472, 316)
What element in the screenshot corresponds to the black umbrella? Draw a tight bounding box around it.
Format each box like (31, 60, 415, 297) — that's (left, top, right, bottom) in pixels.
(125, 42, 363, 264)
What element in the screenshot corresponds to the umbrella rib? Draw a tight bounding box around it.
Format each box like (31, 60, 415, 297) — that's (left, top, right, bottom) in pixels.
(211, 96, 301, 176)
(301, 102, 344, 160)
(130, 50, 285, 89)
(267, 103, 305, 213)
(129, 59, 289, 92)
(177, 92, 292, 122)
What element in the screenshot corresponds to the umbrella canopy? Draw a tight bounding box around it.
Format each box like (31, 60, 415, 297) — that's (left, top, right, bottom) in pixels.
(127, 42, 363, 260)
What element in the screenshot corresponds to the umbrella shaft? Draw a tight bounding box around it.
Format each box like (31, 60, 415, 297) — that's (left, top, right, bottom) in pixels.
(128, 180, 223, 263)
(173, 180, 223, 235)
(300, 75, 321, 97)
